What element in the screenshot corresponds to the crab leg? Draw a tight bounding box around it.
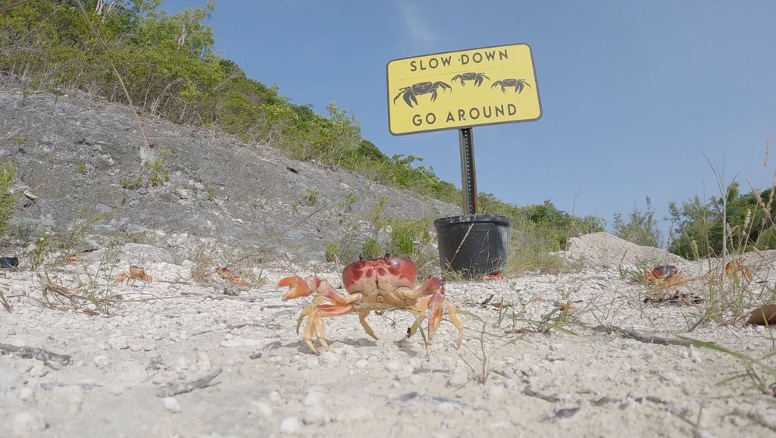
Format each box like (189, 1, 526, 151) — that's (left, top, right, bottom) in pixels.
(279, 276, 362, 354)
(302, 309, 328, 355)
(359, 310, 378, 340)
(405, 277, 463, 347)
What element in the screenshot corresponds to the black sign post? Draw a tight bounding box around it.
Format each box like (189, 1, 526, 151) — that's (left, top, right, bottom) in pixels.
(458, 127, 477, 215)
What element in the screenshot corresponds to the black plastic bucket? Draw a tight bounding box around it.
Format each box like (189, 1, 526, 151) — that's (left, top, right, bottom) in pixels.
(0, 257, 18, 269)
(434, 214, 511, 278)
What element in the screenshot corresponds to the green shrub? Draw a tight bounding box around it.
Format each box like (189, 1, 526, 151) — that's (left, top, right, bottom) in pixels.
(756, 226, 776, 250)
(0, 162, 16, 238)
(325, 243, 338, 263)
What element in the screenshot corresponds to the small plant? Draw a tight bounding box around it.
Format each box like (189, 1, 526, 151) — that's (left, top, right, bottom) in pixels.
(119, 175, 143, 190)
(361, 238, 383, 259)
(76, 162, 86, 174)
(15, 136, 24, 144)
(28, 232, 51, 271)
(680, 336, 776, 397)
(60, 195, 112, 255)
(0, 161, 16, 238)
(300, 188, 318, 206)
(207, 187, 216, 201)
(146, 157, 170, 187)
(338, 193, 357, 213)
(325, 242, 339, 263)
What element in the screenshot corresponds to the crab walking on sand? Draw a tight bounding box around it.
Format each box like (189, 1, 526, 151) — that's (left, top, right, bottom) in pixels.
(278, 253, 463, 355)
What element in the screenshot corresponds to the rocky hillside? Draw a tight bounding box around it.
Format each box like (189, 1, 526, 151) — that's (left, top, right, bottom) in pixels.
(0, 76, 459, 267)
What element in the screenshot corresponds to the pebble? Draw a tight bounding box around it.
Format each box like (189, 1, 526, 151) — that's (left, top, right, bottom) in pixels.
(268, 391, 281, 403)
(319, 351, 339, 365)
(29, 361, 48, 377)
(163, 397, 181, 413)
(220, 337, 265, 348)
(279, 416, 302, 435)
(447, 371, 469, 387)
(109, 336, 130, 350)
(249, 400, 273, 418)
(303, 407, 330, 425)
(93, 355, 112, 369)
(12, 410, 47, 437)
(302, 391, 324, 406)
(333, 407, 372, 423)
(128, 339, 154, 352)
(19, 387, 34, 402)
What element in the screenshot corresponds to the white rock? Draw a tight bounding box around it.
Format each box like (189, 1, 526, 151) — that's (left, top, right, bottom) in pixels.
(19, 387, 34, 402)
(279, 416, 302, 435)
(334, 406, 372, 423)
(196, 352, 212, 371)
(128, 339, 154, 352)
(93, 355, 112, 369)
(109, 336, 129, 350)
(303, 407, 330, 425)
(12, 410, 47, 437)
(163, 397, 181, 413)
(176, 356, 189, 372)
(249, 401, 273, 418)
(448, 371, 469, 387)
(220, 337, 264, 348)
(268, 391, 281, 403)
(319, 351, 339, 365)
(29, 361, 48, 377)
(302, 391, 325, 407)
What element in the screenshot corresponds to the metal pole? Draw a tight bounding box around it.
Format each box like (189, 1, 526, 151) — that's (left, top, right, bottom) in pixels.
(458, 127, 477, 215)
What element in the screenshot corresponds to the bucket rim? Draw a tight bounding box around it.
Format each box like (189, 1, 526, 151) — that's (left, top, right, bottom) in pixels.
(434, 214, 511, 227)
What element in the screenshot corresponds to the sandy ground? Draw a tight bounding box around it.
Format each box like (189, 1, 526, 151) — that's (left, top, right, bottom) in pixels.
(2, 234, 776, 437)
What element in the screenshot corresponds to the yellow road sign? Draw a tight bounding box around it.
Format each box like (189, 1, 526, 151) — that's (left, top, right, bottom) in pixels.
(387, 43, 541, 135)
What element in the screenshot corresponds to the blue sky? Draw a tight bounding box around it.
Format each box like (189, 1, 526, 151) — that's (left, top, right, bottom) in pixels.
(162, 0, 776, 242)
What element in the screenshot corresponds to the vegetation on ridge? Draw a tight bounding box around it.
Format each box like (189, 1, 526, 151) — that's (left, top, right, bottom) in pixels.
(0, 0, 774, 263)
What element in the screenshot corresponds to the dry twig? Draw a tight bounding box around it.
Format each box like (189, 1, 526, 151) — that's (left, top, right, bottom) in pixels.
(0, 343, 72, 368)
(156, 368, 223, 397)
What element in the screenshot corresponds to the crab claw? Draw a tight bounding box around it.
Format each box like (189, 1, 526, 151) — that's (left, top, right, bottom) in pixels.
(414, 276, 446, 340)
(409, 275, 463, 347)
(426, 284, 445, 341)
(278, 276, 312, 300)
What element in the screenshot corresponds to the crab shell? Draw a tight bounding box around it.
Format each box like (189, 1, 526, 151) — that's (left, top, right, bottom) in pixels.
(643, 265, 685, 285)
(341, 254, 417, 294)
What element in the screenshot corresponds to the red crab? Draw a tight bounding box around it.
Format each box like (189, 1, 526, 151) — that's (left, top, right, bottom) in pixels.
(642, 265, 686, 286)
(278, 254, 463, 354)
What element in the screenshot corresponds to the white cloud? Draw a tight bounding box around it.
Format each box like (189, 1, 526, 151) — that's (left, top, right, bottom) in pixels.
(398, 2, 438, 45)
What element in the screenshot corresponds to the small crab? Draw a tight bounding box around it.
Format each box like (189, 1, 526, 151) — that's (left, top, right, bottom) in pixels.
(491, 78, 531, 94)
(724, 260, 753, 281)
(114, 265, 152, 286)
(642, 265, 685, 286)
(451, 72, 490, 87)
(278, 253, 463, 354)
(393, 81, 452, 108)
(215, 267, 247, 286)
